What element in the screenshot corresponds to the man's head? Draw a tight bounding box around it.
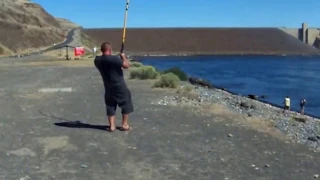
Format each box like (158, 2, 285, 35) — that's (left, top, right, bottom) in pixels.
(100, 42, 113, 55)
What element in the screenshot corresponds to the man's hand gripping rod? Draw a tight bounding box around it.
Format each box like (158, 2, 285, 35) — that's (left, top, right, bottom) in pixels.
(120, 0, 130, 54)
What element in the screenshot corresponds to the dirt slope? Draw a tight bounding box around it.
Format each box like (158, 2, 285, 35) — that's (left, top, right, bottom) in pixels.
(84, 28, 320, 55)
(56, 18, 80, 31)
(0, 0, 77, 55)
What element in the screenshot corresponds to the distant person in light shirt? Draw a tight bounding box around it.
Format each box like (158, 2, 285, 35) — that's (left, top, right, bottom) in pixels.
(283, 96, 290, 114)
(93, 47, 97, 55)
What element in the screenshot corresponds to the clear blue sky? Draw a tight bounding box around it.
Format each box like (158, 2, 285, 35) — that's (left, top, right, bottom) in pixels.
(32, 0, 320, 28)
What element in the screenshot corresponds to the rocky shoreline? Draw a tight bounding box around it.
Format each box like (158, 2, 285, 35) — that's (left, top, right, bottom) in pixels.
(131, 53, 320, 60)
(152, 77, 320, 152)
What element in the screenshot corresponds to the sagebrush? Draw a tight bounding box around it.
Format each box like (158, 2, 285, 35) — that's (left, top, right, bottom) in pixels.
(163, 67, 188, 81)
(130, 61, 143, 67)
(153, 72, 180, 88)
(130, 65, 159, 79)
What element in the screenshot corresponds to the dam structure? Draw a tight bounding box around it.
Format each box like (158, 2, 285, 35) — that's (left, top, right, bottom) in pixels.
(84, 23, 320, 55)
(279, 22, 320, 49)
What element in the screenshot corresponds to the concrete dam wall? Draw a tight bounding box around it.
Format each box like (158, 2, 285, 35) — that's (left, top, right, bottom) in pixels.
(84, 27, 320, 55)
(279, 23, 320, 49)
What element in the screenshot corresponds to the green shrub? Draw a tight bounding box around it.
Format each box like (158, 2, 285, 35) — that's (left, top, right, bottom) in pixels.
(129, 65, 159, 79)
(153, 73, 180, 88)
(130, 61, 143, 67)
(163, 67, 188, 81)
(177, 84, 193, 94)
(129, 68, 141, 79)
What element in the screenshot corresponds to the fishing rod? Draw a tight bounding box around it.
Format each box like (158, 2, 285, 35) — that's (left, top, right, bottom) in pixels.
(120, 0, 130, 53)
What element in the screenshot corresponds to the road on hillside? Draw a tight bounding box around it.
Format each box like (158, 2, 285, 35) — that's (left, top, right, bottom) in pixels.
(42, 28, 76, 52)
(1, 28, 77, 59)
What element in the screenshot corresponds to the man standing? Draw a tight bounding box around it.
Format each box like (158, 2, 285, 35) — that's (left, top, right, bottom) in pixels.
(300, 98, 306, 115)
(94, 42, 133, 132)
(93, 47, 97, 56)
(283, 96, 290, 114)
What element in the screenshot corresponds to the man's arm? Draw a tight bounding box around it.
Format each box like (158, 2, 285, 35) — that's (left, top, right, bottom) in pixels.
(120, 53, 130, 69)
(109, 53, 130, 69)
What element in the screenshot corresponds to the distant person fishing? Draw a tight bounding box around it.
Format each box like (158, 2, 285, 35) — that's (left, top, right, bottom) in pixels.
(283, 96, 290, 114)
(94, 0, 133, 132)
(300, 98, 306, 115)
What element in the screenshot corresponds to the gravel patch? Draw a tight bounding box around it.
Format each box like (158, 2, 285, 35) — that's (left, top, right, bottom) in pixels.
(151, 83, 320, 152)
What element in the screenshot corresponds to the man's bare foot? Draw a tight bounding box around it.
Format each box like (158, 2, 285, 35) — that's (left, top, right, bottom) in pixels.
(120, 125, 131, 131)
(107, 126, 116, 132)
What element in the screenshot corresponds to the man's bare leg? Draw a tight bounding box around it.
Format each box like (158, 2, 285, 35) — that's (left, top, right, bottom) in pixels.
(108, 116, 116, 131)
(121, 114, 131, 130)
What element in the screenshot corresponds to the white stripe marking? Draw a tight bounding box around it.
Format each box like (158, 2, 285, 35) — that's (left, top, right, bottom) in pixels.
(38, 87, 73, 93)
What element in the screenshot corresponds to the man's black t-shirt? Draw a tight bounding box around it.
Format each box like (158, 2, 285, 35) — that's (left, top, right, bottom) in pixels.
(94, 55, 124, 87)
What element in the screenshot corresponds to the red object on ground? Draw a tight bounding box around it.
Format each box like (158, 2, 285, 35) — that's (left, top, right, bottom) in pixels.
(74, 47, 85, 56)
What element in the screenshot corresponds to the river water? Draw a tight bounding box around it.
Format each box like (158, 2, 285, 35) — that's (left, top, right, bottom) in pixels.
(138, 55, 320, 117)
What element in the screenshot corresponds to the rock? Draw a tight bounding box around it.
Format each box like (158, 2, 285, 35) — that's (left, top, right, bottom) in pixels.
(240, 102, 250, 109)
(264, 164, 270, 168)
(248, 94, 259, 100)
(227, 134, 233, 137)
(188, 77, 213, 88)
(250, 105, 256, 109)
(314, 174, 319, 179)
(307, 137, 318, 142)
(80, 164, 88, 168)
(20, 177, 30, 180)
(293, 116, 307, 123)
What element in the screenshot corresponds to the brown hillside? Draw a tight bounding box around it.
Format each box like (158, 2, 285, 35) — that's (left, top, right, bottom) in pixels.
(83, 28, 320, 55)
(56, 18, 80, 31)
(0, 0, 72, 55)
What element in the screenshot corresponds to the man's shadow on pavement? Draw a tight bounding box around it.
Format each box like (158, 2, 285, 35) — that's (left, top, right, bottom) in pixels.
(39, 109, 121, 131)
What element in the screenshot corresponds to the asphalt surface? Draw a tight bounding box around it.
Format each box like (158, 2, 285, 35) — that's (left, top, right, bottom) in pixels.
(43, 28, 76, 52)
(0, 57, 319, 180)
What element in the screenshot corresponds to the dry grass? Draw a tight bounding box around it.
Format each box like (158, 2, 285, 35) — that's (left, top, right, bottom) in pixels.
(55, 18, 80, 30)
(43, 49, 64, 57)
(0, 43, 12, 55)
(176, 86, 200, 100)
(200, 103, 288, 140)
(80, 31, 98, 49)
(0, 21, 65, 54)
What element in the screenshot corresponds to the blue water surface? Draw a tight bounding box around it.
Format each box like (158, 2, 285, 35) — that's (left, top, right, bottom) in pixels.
(138, 55, 320, 117)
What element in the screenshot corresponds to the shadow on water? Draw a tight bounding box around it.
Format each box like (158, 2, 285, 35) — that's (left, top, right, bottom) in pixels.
(38, 108, 121, 131)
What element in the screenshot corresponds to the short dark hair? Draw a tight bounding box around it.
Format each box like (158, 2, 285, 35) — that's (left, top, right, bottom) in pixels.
(100, 42, 112, 52)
